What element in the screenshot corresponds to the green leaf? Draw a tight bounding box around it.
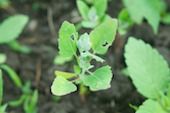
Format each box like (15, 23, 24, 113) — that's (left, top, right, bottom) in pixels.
(77, 33, 91, 53)
(83, 65, 112, 91)
(54, 71, 77, 79)
(0, 70, 3, 104)
(0, 64, 23, 88)
(123, 0, 165, 33)
(0, 15, 29, 43)
(118, 9, 134, 35)
(90, 16, 118, 54)
(7, 40, 31, 54)
(0, 54, 6, 64)
(9, 95, 26, 107)
(24, 90, 38, 113)
(125, 37, 170, 99)
(94, 0, 107, 18)
(58, 21, 78, 62)
(51, 76, 77, 96)
(81, 20, 97, 28)
(0, 104, 7, 113)
(136, 99, 166, 113)
(77, 0, 89, 20)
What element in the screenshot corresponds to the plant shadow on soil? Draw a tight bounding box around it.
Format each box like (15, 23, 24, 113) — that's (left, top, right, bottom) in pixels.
(0, 0, 170, 113)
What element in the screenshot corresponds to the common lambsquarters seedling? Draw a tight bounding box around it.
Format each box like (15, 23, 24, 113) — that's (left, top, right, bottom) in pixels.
(124, 37, 170, 113)
(51, 16, 118, 96)
(76, 0, 108, 29)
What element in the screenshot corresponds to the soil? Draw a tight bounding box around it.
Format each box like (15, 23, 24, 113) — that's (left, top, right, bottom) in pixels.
(0, 0, 170, 113)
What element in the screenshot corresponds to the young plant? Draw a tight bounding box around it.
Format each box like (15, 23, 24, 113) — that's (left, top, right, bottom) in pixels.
(124, 37, 170, 113)
(76, 0, 108, 29)
(9, 82, 38, 113)
(0, 54, 38, 113)
(51, 16, 118, 96)
(118, 0, 170, 35)
(0, 14, 31, 54)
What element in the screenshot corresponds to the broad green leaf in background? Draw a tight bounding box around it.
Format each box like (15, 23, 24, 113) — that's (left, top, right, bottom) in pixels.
(90, 16, 118, 54)
(57, 21, 78, 63)
(0, 54, 6, 64)
(51, 76, 77, 96)
(54, 71, 77, 79)
(125, 37, 170, 99)
(0, 15, 29, 43)
(24, 90, 38, 113)
(77, 0, 89, 20)
(136, 99, 166, 113)
(94, 0, 107, 18)
(123, 0, 165, 33)
(83, 65, 112, 91)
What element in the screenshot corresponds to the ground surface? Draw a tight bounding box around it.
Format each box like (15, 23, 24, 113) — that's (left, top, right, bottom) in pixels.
(0, 0, 170, 113)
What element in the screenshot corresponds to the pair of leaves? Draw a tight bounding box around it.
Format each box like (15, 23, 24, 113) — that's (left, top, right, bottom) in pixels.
(0, 15, 29, 43)
(0, 104, 7, 113)
(123, 0, 166, 33)
(56, 17, 118, 64)
(125, 37, 170, 99)
(51, 66, 112, 96)
(77, 0, 107, 20)
(77, 16, 118, 55)
(77, 0, 107, 28)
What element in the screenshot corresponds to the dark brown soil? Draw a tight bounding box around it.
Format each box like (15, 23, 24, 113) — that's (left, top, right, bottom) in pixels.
(0, 0, 170, 113)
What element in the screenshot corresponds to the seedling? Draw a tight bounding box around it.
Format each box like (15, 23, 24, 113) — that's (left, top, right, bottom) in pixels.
(9, 82, 38, 113)
(119, 0, 170, 35)
(124, 37, 170, 113)
(51, 16, 118, 96)
(0, 14, 31, 54)
(76, 0, 108, 29)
